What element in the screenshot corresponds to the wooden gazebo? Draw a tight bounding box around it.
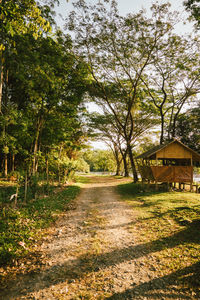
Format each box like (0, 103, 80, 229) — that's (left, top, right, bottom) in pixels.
(136, 139, 200, 191)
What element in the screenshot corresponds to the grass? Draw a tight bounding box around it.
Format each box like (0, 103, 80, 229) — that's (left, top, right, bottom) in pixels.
(0, 184, 80, 266)
(74, 175, 92, 184)
(117, 182, 200, 290)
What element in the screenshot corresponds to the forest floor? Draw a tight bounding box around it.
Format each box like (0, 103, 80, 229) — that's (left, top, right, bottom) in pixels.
(0, 175, 200, 299)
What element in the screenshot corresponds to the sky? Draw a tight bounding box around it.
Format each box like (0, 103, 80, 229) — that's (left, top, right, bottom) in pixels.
(55, 0, 193, 33)
(54, 0, 194, 149)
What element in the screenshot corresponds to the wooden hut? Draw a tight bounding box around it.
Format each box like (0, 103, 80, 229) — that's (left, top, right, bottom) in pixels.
(136, 139, 200, 191)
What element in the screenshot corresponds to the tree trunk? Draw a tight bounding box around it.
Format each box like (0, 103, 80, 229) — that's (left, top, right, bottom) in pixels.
(12, 153, 15, 172)
(127, 144, 138, 183)
(32, 115, 43, 175)
(121, 150, 129, 177)
(0, 58, 3, 114)
(46, 157, 49, 184)
(115, 161, 120, 176)
(58, 145, 62, 184)
(114, 146, 121, 176)
(4, 153, 7, 177)
(160, 111, 165, 145)
(24, 171, 28, 203)
(32, 139, 38, 175)
(35, 143, 40, 173)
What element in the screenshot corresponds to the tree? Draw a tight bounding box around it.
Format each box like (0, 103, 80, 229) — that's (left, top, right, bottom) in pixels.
(89, 104, 157, 177)
(141, 32, 200, 144)
(68, 0, 174, 181)
(0, 0, 51, 112)
(89, 112, 124, 176)
(175, 106, 200, 153)
(83, 149, 115, 172)
(1, 29, 88, 177)
(184, 0, 200, 27)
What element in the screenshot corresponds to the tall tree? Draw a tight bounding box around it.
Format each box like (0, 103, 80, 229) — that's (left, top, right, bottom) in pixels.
(68, 0, 174, 181)
(141, 32, 200, 144)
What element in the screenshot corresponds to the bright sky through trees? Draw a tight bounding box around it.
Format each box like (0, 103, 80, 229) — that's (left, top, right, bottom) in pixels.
(55, 0, 194, 149)
(56, 0, 193, 33)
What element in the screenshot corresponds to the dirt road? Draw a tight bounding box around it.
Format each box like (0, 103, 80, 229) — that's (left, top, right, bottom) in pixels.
(0, 176, 196, 299)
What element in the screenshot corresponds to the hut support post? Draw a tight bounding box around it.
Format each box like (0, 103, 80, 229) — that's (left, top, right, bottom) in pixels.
(155, 157, 158, 191)
(148, 179, 150, 191)
(196, 185, 198, 193)
(190, 157, 193, 192)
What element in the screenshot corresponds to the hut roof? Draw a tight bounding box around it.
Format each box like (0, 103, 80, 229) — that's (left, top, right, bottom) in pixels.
(136, 139, 200, 162)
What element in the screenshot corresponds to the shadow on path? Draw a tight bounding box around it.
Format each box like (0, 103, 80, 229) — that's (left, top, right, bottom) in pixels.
(107, 261, 200, 299)
(0, 217, 199, 299)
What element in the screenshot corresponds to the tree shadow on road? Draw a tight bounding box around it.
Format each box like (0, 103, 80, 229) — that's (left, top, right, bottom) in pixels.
(107, 261, 200, 299)
(0, 218, 200, 299)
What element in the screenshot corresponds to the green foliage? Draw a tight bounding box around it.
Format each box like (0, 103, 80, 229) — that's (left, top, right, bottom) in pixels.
(0, 0, 51, 52)
(83, 149, 116, 172)
(46, 148, 89, 183)
(184, 0, 200, 28)
(134, 136, 159, 155)
(68, 0, 197, 180)
(175, 106, 200, 154)
(0, 28, 89, 177)
(0, 185, 80, 265)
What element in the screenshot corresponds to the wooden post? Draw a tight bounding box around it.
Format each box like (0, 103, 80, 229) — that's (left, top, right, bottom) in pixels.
(196, 185, 199, 193)
(142, 178, 144, 189)
(190, 157, 193, 192)
(167, 182, 170, 192)
(155, 157, 158, 191)
(147, 179, 151, 191)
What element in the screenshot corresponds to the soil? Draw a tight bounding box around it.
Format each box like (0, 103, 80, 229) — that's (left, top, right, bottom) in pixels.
(0, 176, 197, 299)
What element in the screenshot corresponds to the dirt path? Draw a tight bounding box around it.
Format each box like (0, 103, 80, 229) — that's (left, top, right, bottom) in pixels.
(0, 176, 194, 299)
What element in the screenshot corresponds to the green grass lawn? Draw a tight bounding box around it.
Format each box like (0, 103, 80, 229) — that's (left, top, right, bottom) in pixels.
(117, 182, 200, 292)
(0, 184, 80, 266)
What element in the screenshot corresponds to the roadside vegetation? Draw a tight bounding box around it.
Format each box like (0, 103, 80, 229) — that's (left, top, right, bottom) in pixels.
(118, 182, 200, 292)
(0, 180, 80, 266)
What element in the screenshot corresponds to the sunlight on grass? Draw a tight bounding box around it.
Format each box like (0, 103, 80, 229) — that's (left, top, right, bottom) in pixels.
(117, 182, 200, 289)
(74, 175, 92, 184)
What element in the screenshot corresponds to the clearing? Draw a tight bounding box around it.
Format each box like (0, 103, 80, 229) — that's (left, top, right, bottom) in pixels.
(0, 175, 200, 299)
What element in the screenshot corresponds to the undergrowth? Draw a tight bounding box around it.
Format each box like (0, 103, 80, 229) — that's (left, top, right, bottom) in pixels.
(0, 185, 80, 266)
